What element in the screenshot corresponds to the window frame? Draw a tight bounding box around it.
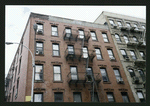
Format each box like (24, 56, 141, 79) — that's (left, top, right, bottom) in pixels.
(70, 66, 78, 80)
(33, 93, 43, 102)
(107, 49, 115, 59)
(121, 92, 130, 103)
(53, 65, 62, 81)
(113, 68, 122, 80)
(115, 34, 122, 42)
(120, 49, 128, 58)
(54, 92, 63, 102)
(90, 31, 97, 41)
(34, 64, 43, 81)
(123, 35, 129, 44)
(15, 77, 19, 99)
(65, 27, 72, 38)
(128, 68, 135, 77)
(102, 33, 109, 42)
(109, 19, 115, 26)
(36, 42, 44, 55)
(67, 45, 74, 54)
(126, 22, 131, 27)
(100, 68, 109, 82)
(138, 69, 145, 82)
(139, 51, 145, 60)
(133, 36, 138, 42)
(78, 29, 85, 39)
(137, 91, 145, 102)
(18, 57, 22, 74)
(73, 92, 82, 102)
(130, 50, 137, 60)
(52, 43, 60, 56)
(106, 92, 115, 102)
(117, 21, 122, 26)
(82, 46, 89, 58)
(95, 48, 103, 60)
(51, 26, 58, 36)
(36, 23, 44, 34)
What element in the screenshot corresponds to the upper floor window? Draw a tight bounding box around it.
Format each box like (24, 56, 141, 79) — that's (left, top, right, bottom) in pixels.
(35, 64, 43, 81)
(133, 36, 138, 42)
(100, 68, 109, 82)
(117, 21, 122, 26)
(102, 33, 109, 42)
(52, 44, 60, 56)
(115, 34, 121, 42)
(91, 92, 99, 102)
(109, 20, 114, 26)
(65, 28, 71, 37)
(86, 67, 93, 81)
(141, 25, 145, 29)
(82, 47, 88, 58)
(107, 49, 115, 60)
(78, 29, 84, 39)
(138, 69, 145, 82)
(95, 48, 103, 60)
(120, 49, 128, 58)
(140, 51, 145, 60)
(121, 92, 130, 103)
(54, 92, 63, 102)
(34, 93, 43, 102)
(53, 66, 61, 81)
(123, 35, 129, 43)
(113, 68, 122, 80)
(68, 45, 74, 54)
(137, 91, 145, 102)
(130, 50, 137, 60)
(73, 92, 82, 102)
(15, 78, 19, 98)
(134, 24, 138, 29)
(70, 66, 78, 80)
(18, 57, 22, 74)
(52, 26, 58, 36)
(128, 69, 135, 77)
(107, 92, 115, 102)
(36, 42, 43, 55)
(126, 23, 131, 27)
(90, 31, 97, 41)
(37, 23, 43, 34)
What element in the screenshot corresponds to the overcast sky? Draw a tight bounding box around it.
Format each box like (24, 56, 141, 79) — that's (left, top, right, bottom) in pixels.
(5, 5, 146, 78)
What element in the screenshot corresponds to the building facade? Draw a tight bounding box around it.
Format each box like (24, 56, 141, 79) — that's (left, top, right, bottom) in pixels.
(5, 12, 135, 102)
(94, 11, 146, 102)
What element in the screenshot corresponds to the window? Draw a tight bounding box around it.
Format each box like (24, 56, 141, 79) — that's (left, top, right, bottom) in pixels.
(126, 23, 131, 27)
(90, 31, 97, 41)
(140, 51, 145, 60)
(36, 42, 43, 55)
(117, 21, 122, 26)
(137, 91, 145, 102)
(130, 50, 137, 60)
(138, 69, 145, 82)
(65, 28, 71, 37)
(100, 68, 109, 82)
(113, 68, 122, 80)
(109, 20, 114, 26)
(106, 92, 115, 102)
(68, 45, 74, 54)
(35, 65, 43, 81)
(20, 43, 23, 54)
(34, 93, 43, 102)
(78, 29, 84, 39)
(128, 69, 135, 77)
(133, 36, 138, 42)
(102, 33, 109, 42)
(54, 92, 63, 102)
(82, 47, 88, 58)
(115, 34, 121, 42)
(86, 67, 93, 81)
(37, 23, 43, 34)
(15, 78, 19, 98)
(53, 44, 60, 56)
(107, 49, 115, 59)
(121, 92, 130, 103)
(120, 49, 128, 58)
(53, 66, 61, 81)
(134, 24, 138, 29)
(70, 67, 78, 80)
(73, 92, 82, 102)
(95, 48, 103, 60)
(18, 57, 22, 74)
(123, 35, 129, 43)
(142, 25, 145, 29)
(52, 26, 58, 36)
(14, 66, 17, 83)
(91, 92, 99, 102)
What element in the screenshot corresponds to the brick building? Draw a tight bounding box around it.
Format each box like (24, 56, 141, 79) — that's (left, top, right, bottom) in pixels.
(5, 12, 135, 102)
(94, 11, 146, 102)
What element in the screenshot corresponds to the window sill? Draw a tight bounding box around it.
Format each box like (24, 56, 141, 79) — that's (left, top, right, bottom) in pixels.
(52, 55, 61, 58)
(34, 80, 44, 83)
(110, 59, 117, 62)
(104, 42, 110, 43)
(36, 33, 44, 35)
(92, 40, 99, 42)
(53, 81, 63, 83)
(97, 59, 104, 61)
(103, 81, 111, 84)
(51, 35, 59, 37)
(35, 54, 44, 56)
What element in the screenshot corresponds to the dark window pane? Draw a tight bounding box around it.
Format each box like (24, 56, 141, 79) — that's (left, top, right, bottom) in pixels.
(54, 92, 63, 102)
(73, 92, 82, 102)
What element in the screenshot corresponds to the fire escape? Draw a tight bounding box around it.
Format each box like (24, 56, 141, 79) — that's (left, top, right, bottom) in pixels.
(63, 28, 101, 102)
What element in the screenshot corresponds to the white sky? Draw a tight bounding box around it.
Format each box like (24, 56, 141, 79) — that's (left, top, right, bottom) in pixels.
(5, 5, 146, 78)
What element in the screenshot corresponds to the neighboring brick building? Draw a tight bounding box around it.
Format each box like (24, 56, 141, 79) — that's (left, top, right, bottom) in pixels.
(94, 11, 146, 102)
(5, 12, 135, 102)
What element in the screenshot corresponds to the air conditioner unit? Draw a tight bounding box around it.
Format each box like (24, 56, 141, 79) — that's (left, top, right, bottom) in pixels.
(36, 50, 39, 54)
(37, 29, 43, 34)
(110, 57, 115, 61)
(117, 78, 124, 84)
(133, 76, 139, 83)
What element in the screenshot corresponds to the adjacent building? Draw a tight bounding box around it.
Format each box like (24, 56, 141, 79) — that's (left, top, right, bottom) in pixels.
(5, 12, 136, 102)
(94, 11, 146, 102)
